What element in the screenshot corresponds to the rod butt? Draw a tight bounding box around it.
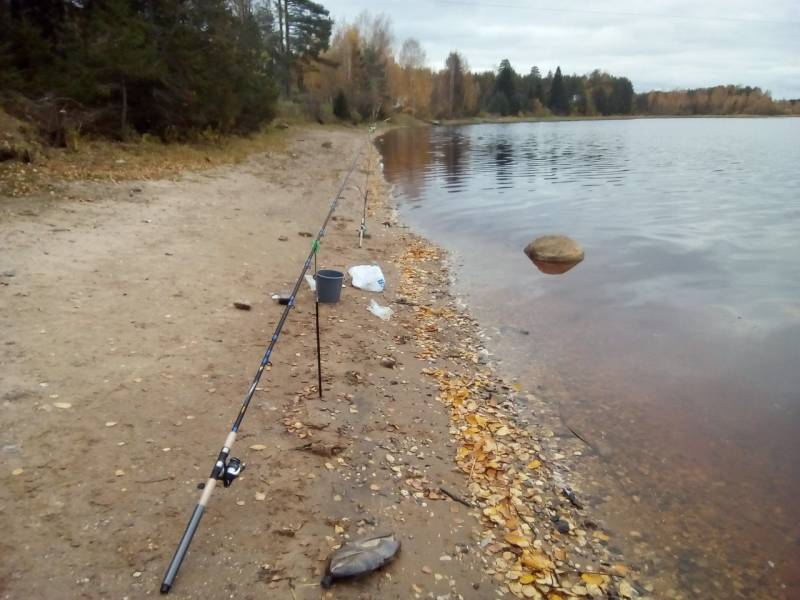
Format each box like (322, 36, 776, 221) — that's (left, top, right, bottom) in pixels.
(160, 504, 205, 594)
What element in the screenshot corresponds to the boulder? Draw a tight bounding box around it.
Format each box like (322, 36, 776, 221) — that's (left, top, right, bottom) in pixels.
(524, 235, 584, 274)
(524, 235, 584, 263)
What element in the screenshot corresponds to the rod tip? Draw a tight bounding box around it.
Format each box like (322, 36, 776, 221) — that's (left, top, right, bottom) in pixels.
(160, 583, 171, 594)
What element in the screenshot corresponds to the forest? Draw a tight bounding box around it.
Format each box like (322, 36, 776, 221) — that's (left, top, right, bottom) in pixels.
(1, 0, 798, 146)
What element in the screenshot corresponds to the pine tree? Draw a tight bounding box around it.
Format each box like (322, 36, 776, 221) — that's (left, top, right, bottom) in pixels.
(494, 59, 517, 114)
(85, 0, 161, 137)
(548, 66, 568, 115)
(271, 0, 332, 96)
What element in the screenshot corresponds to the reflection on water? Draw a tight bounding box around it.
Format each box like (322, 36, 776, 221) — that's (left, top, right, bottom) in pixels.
(378, 119, 800, 598)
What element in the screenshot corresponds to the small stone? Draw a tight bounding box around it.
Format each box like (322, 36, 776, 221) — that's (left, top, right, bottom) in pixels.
(380, 356, 397, 368)
(11, 468, 24, 476)
(555, 520, 570, 534)
(249, 444, 267, 451)
(236, 500, 245, 506)
(255, 492, 266, 501)
(115, 469, 125, 477)
(278, 235, 289, 242)
(53, 402, 72, 409)
(233, 301, 251, 311)
(421, 566, 432, 574)
(132, 571, 142, 578)
(105, 421, 117, 427)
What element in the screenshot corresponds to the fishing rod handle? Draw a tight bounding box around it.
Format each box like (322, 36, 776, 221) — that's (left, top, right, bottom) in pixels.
(160, 503, 206, 593)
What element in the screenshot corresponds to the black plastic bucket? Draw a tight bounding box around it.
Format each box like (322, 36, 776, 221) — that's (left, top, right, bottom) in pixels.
(316, 269, 344, 303)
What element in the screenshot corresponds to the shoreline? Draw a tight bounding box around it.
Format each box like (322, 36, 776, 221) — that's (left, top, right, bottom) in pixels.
(435, 113, 798, 127)
(1, 125, 645, 599)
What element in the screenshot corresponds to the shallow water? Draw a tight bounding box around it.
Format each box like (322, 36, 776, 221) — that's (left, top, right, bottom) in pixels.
(378, 118, 800, 598)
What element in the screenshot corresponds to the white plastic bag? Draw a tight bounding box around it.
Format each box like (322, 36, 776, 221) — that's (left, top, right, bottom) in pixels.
(348, 265, 385, 292)
(367, 299, 393, 321)
(304, 273, 317, 292)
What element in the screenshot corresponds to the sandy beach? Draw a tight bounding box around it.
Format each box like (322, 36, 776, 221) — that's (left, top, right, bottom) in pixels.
(1, 126, 644, 599)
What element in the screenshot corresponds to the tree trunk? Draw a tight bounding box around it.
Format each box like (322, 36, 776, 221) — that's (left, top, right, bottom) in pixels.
(121, 78, 128, 139)
(283, 0, 291, 97)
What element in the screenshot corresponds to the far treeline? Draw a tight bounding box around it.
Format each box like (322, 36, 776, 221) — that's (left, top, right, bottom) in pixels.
(1, 0, 798, 146)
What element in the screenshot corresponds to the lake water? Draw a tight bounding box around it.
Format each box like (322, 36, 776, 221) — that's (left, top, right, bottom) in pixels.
(378, 118, 800, 598)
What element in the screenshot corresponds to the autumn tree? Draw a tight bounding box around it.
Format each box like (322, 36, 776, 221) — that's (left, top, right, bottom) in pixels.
(444, 51, 466, 117)
(399, 37, 426, 116)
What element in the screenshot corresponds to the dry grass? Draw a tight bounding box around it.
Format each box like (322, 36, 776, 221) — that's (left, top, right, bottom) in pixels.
(0, 125, 293, 198)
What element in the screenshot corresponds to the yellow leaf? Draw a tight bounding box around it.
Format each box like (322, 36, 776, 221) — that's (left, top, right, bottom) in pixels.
(592, 531, 610, 541)
(521, 550, 552, 572)
(521, 584, 540, 598)
(504, 532, 530, 548)
(519, 574, 534, 584)
(527, 459, 542, 470)
(581, 573, 607, 586)
(495, 426, 510, 436)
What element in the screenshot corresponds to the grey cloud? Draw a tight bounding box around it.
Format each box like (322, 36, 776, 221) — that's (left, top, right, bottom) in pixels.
(324, 0, 800, 98)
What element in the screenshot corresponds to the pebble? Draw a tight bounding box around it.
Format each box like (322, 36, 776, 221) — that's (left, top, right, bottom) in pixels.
(12, 468, 24, 476)
(53, 402, 72, 409)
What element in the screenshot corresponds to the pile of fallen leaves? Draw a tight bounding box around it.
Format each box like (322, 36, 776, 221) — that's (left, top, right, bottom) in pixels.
(397, 239, 640, 600)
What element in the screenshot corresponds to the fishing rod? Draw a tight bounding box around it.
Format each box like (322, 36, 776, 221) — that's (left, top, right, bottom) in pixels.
(358, 162, 369, 248)
(159, 143, 366, 594)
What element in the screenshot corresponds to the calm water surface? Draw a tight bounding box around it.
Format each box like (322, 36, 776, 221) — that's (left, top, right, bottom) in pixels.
(378, 119, 800, 598)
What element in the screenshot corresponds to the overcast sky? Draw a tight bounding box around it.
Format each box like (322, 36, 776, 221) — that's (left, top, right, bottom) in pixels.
(323, 0, 800, 99)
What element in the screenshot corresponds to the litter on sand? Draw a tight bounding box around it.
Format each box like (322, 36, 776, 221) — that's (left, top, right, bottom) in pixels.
(304, 273, 317, 292)
(367, 299, 393, 320)
(348, 265, 385, 292)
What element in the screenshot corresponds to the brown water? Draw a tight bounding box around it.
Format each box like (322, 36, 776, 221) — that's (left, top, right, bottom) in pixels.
(378, 119, 800, 598)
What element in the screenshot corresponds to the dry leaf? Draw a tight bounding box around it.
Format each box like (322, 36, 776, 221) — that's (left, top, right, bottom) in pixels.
(521, 585, 541, 598)
(619, 580, 636, 598)
(521, 550, 552, 572)
(581, 572, 607, 586)
(504, 532, 530, 548)
(527, 459, 542, 470)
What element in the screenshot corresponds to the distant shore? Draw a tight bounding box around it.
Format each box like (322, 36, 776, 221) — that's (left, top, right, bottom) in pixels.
(434, 113, 798, 127)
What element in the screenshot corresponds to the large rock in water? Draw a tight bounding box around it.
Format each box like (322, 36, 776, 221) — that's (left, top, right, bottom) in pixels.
(524, 235, 584, 274)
